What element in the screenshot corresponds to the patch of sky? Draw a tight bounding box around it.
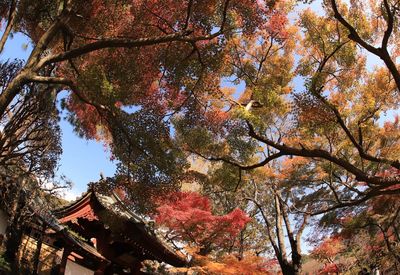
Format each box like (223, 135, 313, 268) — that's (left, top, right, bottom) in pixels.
(121, 104, 142, 114)
(378, 109, 400, 126)
(211, 26, 220, 35)
(0, 32, 32, 60)
(291, 0, 323, 20)
(363, 49, 385, 71)
(56, 90, 117, 200)
(220, 76, 246, 100)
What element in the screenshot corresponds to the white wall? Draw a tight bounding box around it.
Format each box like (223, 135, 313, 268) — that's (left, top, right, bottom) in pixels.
(65, 260, 94, 275)
(0, 209, 8, 235)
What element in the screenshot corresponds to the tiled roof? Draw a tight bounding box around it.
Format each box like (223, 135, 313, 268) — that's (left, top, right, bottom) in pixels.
(32, 199, 106, 261)
(54, 187, 187, 266)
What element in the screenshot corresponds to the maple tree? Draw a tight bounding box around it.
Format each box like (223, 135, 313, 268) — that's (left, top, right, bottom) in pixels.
(247, 181, 308, 274)
(0, 2, 273, 268)
(311, 236, 343, 274)
(340, 194, 400, 272)
(175, 0, 400, 218)
(153, 191, 250, 256)
(151, 191, 283, 274)
(0, 0, 275, 190)
(171, 1, 400, 273)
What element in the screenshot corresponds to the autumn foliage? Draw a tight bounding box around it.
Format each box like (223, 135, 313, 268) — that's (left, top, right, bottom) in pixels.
(311, 236, 344, 274)
(312, 236, 344, 263)
(154, 191, 251, 254)
(0, 0, 399, 274)
(147, 252, 276, 275)
(195, 253, 275, 275)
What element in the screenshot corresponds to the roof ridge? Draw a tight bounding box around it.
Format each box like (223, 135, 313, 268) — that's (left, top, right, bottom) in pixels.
(53, 190, 92, 215)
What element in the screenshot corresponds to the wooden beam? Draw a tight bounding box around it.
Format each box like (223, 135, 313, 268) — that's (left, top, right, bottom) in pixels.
(58, 248, 70, 275)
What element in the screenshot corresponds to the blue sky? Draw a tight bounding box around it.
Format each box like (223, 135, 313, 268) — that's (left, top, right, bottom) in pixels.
(56, 104, 116, 200)
(0, 33, 116, 200)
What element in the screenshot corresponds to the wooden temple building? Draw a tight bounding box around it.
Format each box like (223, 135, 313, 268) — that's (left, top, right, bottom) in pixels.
(16, 187, 187, 274)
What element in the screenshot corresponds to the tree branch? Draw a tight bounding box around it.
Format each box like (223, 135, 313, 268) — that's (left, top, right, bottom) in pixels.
(382, 0, 394, 49)
(0, 0, 17, 54)
(311, 187, 400, 216)
(330, 0, 400, 91)
(330, 0, 380, 55)
(246, 121, 400, 187)
(39, 30, 194, 67)
(188, 148, 284, 171)
(244, 197, 281, 257)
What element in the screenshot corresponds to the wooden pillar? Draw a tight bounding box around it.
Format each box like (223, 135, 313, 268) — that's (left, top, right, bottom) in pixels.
(58, 248, 70, 275)
(32, 224, 46, 275)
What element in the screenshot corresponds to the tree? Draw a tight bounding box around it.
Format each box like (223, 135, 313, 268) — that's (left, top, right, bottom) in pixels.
(153, 191, 251, 256)
(170, 1, 400, 274)
(0, 60, 64, 272)
(311, 177, 400, 273)
(247, 186, 309, 274)
(0, 0, 274, 191)
(0, 60, 61, 178)
(174, 0, 400, 217)
(150, 191, 280, 274)
(311, 236, 343, 274)
(0, 1, 399, 273)
(338, 192, 400, 272)
(224, 162, 310, 274)
(0, 3, 279, 270)
(157, 154, 311, 274)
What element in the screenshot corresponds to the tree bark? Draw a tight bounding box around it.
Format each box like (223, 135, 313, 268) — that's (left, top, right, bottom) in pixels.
(3, 186, 25, 273)
(279, 260, 297, 275)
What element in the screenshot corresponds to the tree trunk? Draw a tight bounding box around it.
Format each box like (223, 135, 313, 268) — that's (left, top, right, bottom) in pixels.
(291, 247, 302, 275)
(4, 217, 23, 273)
(279, 259, 297, 275)
(3, 186, 25, 273)
(276, 252, 302, 275)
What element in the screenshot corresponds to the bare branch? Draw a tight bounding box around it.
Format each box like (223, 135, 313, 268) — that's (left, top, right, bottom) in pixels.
(0, 0, 17, 54)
